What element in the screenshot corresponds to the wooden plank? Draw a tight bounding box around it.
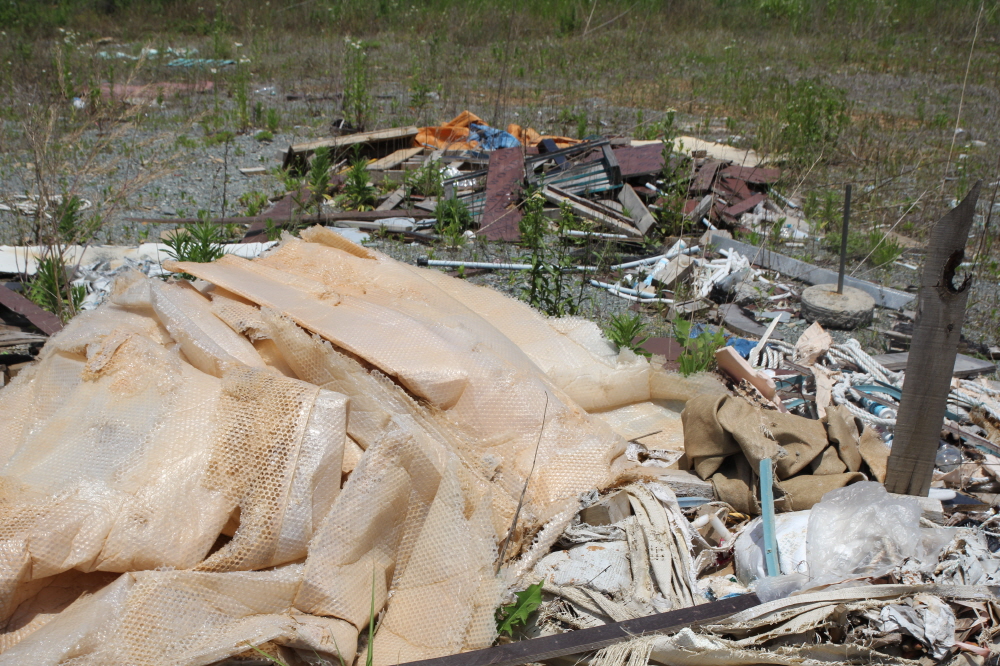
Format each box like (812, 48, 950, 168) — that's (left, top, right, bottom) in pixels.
(602, 144, 622, 186)
(722, 192, 765, 217)
(366, 147, 423, 171)
(478, 147, 525, 242)
(0, 330, 47, 347)
(543, 187, 642, 238)
(886, 182, 981, 497)
(0, 285, 62, 335)
(397, 594, 761, 666)
(871, 351, 995, 378)
(691, 160, 723, 192)
(376, 187, 406, 212)
(616, 184, 657, 235)
(708, 234, 915, 310)
(611, 143, 666, 178)
(288, 126, 419, 155)
(720, 164, 781, 184)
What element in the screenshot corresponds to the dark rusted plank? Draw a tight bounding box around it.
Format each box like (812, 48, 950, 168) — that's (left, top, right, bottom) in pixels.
(716, 176, 752, 201)
(398, 594, 760, 666)
(887, 183, 981, 496)
(722, 192, 765, 218)
(691, 160, 723, 192)
(611, 143, 666, 178)
(720, 165, 781, 184)
(602, 144, 622, 186)
(478, 147, 526, 242)
(0, 285, 62, 335)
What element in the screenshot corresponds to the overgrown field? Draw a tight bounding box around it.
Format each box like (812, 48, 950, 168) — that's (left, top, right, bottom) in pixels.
(1, 0, 999, 347)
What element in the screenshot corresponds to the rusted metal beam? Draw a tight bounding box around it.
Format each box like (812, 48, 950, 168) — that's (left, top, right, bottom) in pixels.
(886, 182, 981, 496)
(478, 147, 525, 242)
(397, 593, 760, 666)
(0, 285, 62, 335)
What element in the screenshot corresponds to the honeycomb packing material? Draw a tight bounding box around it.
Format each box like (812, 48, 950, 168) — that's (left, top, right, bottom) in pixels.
(0, 228, 716, 665)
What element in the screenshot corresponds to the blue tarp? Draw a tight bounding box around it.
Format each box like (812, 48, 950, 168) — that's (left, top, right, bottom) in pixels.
(467, 123, 520, 151)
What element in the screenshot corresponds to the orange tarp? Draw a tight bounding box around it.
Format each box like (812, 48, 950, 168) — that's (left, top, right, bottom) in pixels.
(414, 111, 580, 152)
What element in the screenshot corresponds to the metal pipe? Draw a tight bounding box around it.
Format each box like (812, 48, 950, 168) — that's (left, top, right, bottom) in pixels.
(561, 229, 632, 240)
(837, 184, 852, 294)
(417, 258, 598, 272)
(589, 279, 666, 299)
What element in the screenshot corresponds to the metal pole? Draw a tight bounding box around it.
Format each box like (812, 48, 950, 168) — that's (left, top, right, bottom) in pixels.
(837, 184, 852, 294)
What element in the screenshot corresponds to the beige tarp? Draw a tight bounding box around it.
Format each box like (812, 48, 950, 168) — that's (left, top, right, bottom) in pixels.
(0, 227, 719, 665)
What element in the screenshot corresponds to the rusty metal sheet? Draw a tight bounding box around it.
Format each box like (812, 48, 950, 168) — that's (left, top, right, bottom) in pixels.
(478, 147, 525, 242)
(691, 160, 723, 192)
(716, 176, 752, 200)
(720, 164, 781, 184)
(0, 285, 62, 335)
(611, 143, 666, 178)
(723, 192, 765, 218)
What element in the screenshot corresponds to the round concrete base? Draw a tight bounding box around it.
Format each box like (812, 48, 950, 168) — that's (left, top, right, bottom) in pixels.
(800, 284, 875, 330)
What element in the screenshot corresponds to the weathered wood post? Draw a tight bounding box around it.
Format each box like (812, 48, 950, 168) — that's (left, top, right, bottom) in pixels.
(885, 182, 981, 496)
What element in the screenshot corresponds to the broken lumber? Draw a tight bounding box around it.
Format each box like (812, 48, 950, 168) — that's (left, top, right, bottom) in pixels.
(396, 593, 761, 666)
(707, 233, 914, 310)
(542, 186, 642, 238)
(366, 147, 423, 171)
(887, 182, 981, 497)
(617, 184, 656, 235)
(286, 125, 419, 157)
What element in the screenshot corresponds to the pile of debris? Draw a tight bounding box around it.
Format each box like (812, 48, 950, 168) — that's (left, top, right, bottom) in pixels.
(0, 223, 997, 665)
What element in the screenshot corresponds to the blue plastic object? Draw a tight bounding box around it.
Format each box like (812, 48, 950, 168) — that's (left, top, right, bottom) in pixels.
(467, 123, 520, 151)
(759, 458, 779, 577)
(726, 337, 756, 358)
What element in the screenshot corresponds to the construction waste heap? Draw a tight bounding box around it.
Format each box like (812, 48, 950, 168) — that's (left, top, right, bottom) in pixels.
(0, 111, 998, 666)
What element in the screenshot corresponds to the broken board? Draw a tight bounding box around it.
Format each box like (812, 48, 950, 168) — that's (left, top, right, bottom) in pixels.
(617, 183, 657, 235)
(871, 352, 995, 378)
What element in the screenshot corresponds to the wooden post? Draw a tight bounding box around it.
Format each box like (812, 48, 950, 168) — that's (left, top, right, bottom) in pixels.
(885, 182, 981, 496)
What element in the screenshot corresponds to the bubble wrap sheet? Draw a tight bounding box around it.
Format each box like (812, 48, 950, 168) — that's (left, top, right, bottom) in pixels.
(0, 228, 708, 665)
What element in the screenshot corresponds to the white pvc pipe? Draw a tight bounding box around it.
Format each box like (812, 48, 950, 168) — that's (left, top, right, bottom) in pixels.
(422, 259, 598, 272)
(562, 230, 632, 240)
(589, 279, 666, 299)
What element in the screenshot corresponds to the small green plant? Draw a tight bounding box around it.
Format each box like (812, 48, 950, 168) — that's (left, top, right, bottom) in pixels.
(27, 254, 85, 323)
(238, 191, 269, 217)
(521, 203, 589, 317)
(605, 312, 652, 358)
(254, 130, 273, 142)
(518, 188, 547, 250)
(496, 581, 543, 637)
(338, 157, 378, 211)
(869, 232, 904, 267)
(162, 219, 226, 279)
(671, 318, 726, 376)
(434, 196, 474, 247)
(174, 134, 198, 150)
(405, 158, 444, 199)
(265, 107, 280, 133)
(343, 37, 375, 131)
(308, 147, 334, 209)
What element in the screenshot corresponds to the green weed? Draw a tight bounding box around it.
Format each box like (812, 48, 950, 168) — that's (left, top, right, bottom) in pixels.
(265, 108, 281, 133)
(521, 203, 589, 317)
(27, 254, 85, 323)
(238, 191, 269, 217)
(337, 157, 377, 211)
(309, 147, 334, 209)
(496, 581, 543, 637)
(671, 318, 726, 376)
(254, 130, 273, 142)
(162, 219, 226, 278)
(605, 312, 652, 357)
(343, 37, 375, 131)
(434, 196, 474, 247)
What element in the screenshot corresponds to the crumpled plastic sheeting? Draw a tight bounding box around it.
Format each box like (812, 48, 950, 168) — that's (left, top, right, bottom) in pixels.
(875, 593, 956, 660)
(0, 227, 715, 664)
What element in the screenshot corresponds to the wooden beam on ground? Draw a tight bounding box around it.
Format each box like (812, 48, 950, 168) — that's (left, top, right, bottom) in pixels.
(870, 351, 995, 378)
(478, 147, 525, 242)
(397, 593, 760, 666)
(366, 147, 423, 171)
(543, 186, 642, 238)
(707, 233, 914, 310)
(617, 183, 657, 235)
(285, 126, 419, 157)
(886, 182, 981, 497)
(376, 187, 406, 211)
(0, 285, 62, 335)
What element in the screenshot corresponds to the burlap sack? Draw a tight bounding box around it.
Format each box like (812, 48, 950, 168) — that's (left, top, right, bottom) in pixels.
(683, 395, 866, 514)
